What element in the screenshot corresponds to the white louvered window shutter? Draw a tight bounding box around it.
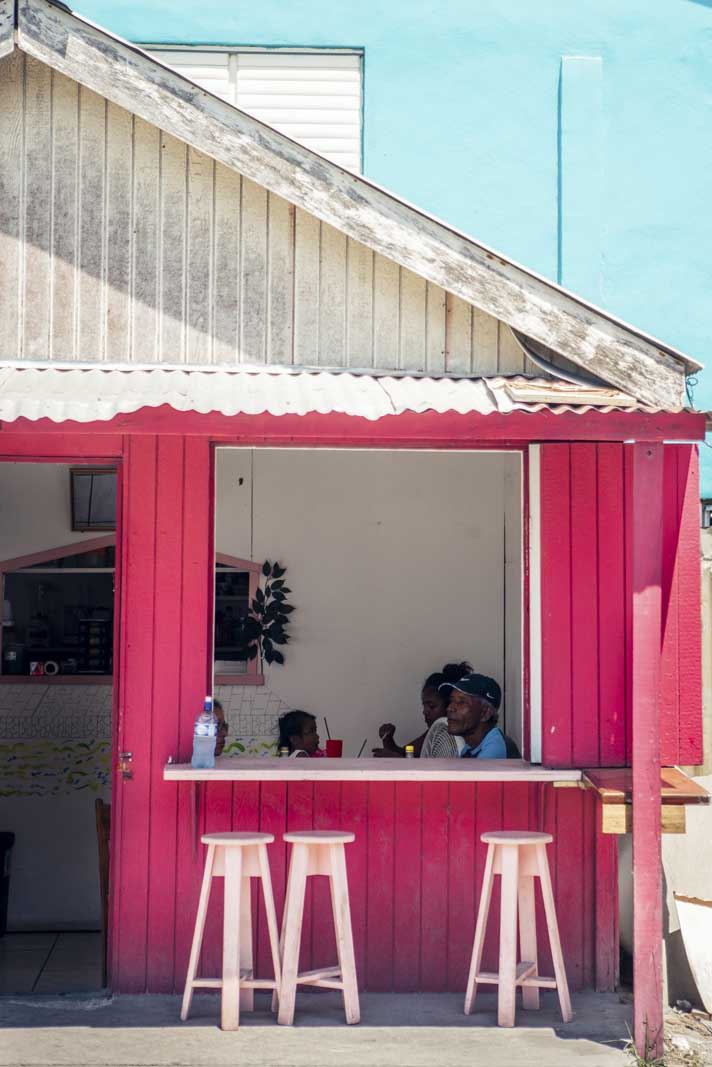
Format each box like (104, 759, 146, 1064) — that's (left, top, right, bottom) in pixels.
(144, 48, 363, 173)
(147, 49, 232, 103)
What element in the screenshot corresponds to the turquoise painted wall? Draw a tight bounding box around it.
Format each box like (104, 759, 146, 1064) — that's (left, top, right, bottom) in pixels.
(78, 0, 712, 490)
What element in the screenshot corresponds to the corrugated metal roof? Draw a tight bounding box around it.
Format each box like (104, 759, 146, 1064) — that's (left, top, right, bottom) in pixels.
(0, 363, 680, 424)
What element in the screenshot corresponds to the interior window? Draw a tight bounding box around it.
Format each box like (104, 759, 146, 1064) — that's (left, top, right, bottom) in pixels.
(213, 558, 262, 683)
(2, 545, 114, 677)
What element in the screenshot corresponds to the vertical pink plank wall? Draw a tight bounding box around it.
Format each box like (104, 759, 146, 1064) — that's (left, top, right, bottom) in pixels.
(540, 443, 703, 770)
(536, 442, 703, 992)
(111, 436, 213, 993)
(109, 434, 706, 994)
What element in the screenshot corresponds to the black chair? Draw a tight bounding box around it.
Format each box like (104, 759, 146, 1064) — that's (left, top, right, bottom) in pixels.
(504, 735, 521, 759)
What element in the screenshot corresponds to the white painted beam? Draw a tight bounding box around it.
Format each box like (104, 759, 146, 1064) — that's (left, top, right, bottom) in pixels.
(528, 445, 542, 765)
(17, 0, 692, 406)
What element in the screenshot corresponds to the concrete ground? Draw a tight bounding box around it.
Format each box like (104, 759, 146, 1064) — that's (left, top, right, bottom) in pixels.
(0, 989, 631, 1067)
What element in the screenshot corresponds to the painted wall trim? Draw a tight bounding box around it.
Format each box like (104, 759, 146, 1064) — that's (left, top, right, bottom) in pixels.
(2, 409, 705, 442)
(528, 443, 543, 764)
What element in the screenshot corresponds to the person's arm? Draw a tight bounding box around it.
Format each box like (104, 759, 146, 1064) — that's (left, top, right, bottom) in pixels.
(373, 722, 405, 758)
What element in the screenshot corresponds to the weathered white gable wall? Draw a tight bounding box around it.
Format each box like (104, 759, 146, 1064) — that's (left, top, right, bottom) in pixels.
(0, 53, 531, 374)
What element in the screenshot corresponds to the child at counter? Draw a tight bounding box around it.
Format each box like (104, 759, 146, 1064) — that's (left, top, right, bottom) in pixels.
(277, 710, 326, 758)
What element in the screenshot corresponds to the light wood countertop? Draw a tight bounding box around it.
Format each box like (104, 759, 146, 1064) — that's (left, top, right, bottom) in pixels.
(163, 757, 582, 784)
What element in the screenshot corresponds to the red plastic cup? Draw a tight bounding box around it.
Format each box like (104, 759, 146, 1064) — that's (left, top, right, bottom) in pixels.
(325, 739, 343, 758)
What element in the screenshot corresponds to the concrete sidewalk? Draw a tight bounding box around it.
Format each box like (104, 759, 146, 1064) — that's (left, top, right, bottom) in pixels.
(0, 990, 630, 1066)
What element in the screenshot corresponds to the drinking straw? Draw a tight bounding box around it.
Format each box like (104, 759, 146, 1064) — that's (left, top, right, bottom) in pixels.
(356, 739, 367, 758)
(324, 717, 332, 740)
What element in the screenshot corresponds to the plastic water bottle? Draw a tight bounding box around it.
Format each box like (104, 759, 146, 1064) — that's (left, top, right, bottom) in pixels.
(191, 696, 217, 769)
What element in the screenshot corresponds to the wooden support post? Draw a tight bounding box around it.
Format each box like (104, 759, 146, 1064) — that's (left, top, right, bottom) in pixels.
(594, 820, 619, 992)
(631, 442, 664, 1059)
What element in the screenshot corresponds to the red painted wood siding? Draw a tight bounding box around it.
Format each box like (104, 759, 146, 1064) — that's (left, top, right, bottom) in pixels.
(130, 780, 604, 996)
(103, 430, 698, 993)
(540, 443, 702, 768)
(111, 435, 213, 993)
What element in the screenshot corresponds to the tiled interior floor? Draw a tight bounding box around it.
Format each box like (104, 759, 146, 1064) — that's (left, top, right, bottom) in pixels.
(0, 931, 103, 994)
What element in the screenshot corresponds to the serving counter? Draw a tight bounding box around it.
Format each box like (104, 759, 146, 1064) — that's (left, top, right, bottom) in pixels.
(163, 757, 582, 783)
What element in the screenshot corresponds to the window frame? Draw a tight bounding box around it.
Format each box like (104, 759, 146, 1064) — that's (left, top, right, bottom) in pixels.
(0, 535, 116, 685)
(143, 44, 364, 174)
(69, 467, 118, 532)
(213, 552, 264, 686)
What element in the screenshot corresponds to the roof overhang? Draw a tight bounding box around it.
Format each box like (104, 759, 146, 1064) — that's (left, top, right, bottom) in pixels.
(0, 0, 701, 410)
(0, 361, 671, 423)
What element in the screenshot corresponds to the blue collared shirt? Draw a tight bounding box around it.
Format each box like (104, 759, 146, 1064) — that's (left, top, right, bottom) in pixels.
(460, 727, 507, 759)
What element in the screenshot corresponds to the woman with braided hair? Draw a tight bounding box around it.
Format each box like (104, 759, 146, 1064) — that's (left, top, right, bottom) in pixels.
(372, 661, 472, 758)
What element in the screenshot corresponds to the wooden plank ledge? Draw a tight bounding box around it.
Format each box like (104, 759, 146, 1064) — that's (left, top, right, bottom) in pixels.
(583, 767, 710, 805)
(163, 758, 583, 784)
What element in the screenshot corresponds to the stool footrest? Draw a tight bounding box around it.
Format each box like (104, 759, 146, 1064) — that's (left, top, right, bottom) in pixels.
(475, 966, 558, 991)
(296, 966, 343, 988)
(476, 961, 537, 986)
(522, 976, 557, 989)
(191, 971, 279, 991)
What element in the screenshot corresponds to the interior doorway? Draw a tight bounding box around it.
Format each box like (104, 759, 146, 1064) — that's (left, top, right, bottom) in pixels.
(0, 461, 118, 994)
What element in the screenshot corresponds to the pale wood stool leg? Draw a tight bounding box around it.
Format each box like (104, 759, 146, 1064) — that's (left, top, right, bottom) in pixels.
(181, 843, 215, 1022)
(518, 870, 540, 1010)
(239, 875, 254, 1013)
(328, 843, 360, 1025)
(258, 844, 282, 1014)
(464, 843, 495, 1015)
(497, 844, 520, 1028)
(535, 843, 573, 1023)
(271, 844, 296, 1014)
(277, 843, 309, 1026)
(221, 847, 243, 1031)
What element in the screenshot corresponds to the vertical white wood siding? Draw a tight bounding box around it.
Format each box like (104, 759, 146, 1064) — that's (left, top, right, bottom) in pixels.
(0, 52, 530, 373)
(145, 48, 363, 174)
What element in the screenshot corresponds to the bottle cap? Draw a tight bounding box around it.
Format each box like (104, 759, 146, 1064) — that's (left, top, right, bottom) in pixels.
(405, 744, 415, 756)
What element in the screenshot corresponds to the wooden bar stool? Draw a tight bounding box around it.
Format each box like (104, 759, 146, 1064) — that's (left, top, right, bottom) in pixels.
(275, 830, 360, 1026)
(181, 831, 281, 1031)
(464, 831, 573, 1028)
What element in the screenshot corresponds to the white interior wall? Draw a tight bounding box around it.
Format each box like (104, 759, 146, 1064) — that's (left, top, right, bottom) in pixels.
(0, 464, 106, 561)
(216, 448, 522, 756)
(0, 462, 112, 930)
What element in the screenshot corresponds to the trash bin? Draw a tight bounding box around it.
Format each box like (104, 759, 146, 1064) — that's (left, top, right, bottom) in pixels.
(0, 833, 15, 937)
